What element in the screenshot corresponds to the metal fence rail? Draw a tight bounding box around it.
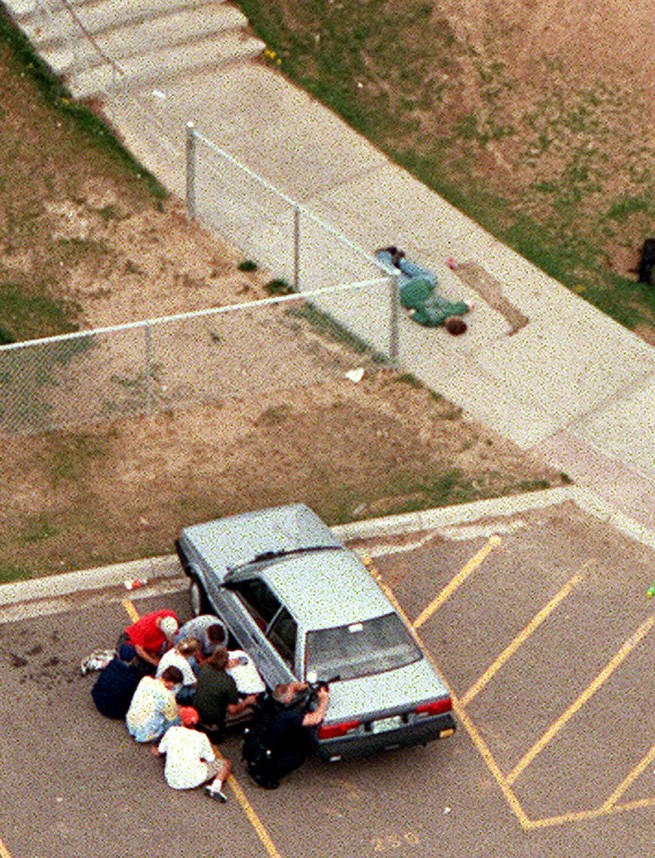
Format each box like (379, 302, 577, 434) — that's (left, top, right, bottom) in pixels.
(2, 2, 401, 435)
(0, 280, 395, 435)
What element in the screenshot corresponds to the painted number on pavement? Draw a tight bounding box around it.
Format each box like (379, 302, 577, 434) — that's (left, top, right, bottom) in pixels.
(371, 831, 420, 852)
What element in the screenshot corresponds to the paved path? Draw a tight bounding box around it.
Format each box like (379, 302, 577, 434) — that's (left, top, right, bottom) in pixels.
(6, 0, 655, 530)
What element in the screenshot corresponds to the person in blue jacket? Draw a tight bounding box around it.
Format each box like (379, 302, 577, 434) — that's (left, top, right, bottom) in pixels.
(91, 644, 141, 719)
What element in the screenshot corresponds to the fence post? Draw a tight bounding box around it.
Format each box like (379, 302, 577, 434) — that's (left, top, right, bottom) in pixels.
(144, 322, 153, 414)
(293, 204, 301, 291)
(389, 272, 400, 368)
(185, 122, 197, 220)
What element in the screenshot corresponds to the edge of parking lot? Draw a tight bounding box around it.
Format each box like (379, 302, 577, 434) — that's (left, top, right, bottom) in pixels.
(3, 484, 655, 610)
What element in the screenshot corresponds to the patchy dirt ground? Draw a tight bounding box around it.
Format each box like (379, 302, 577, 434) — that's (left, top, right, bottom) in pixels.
(0, 9, 567, 580)
(2, 371, 564, 578)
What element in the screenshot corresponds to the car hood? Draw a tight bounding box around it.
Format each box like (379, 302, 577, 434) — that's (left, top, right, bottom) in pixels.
(321, 656, 450, 722)
(182, 503, 342, 581)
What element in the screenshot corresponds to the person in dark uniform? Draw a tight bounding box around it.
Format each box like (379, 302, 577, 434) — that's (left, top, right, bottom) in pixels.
(243, 681, 330, 789)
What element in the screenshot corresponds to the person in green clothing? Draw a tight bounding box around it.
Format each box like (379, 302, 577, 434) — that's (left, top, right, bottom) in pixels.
(399, 276, 471, 330)
(193, 646, 258, 739)
(374, 247, 472, 333)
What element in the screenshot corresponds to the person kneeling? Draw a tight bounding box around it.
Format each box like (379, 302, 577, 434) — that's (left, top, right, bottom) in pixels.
(155, 706, 231, 801)
(126, 665, 183, 744)
(243, 681, 329, 790)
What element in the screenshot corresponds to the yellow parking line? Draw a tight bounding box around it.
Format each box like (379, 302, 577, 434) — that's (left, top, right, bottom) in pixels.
(460, 571, 584, 707)
(211, 746, 283, 858)
(525, 795, 655, 829)
(363, 554, 531, 829)
(122, 597, 140, 624)
(601, 742, 655, 811)
(0, 836, 13, 858)
(507, 614, 655, 786)
(452, 695, 531, 829)
(226, 773, 283, 858)
(412, 535, 501, 629)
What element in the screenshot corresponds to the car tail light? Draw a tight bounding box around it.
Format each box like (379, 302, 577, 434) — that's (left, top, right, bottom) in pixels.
(415, 697, 452, 717)
(318, 719, 361, 740)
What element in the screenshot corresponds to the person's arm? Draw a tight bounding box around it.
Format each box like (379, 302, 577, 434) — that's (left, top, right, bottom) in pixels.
(200, 734, 216, 763)
(133, 644, 159, 666)
(153, 733, 168, 757)
(302, 687, 329, 727)
(227, 694, 258, 716)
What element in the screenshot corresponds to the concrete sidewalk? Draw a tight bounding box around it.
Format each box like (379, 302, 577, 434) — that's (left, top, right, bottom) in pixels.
(6, 0, 655, 530)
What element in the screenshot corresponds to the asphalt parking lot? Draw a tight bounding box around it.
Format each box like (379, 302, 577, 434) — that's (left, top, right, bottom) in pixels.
(2, 492, 655, 858)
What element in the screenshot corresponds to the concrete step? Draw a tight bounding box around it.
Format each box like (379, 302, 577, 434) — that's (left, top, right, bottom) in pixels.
(40, 3, 248, 75)
(9, 0, 224, 23)
(66, 30, 265, 98)
(17, 0, 229, 49)
(7, 0, 103, 22)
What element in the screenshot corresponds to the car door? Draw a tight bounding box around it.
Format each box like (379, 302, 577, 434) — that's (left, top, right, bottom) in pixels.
(222, 576, 295, 688)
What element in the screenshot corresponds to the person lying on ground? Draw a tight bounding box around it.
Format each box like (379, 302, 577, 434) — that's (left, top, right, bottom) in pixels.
(91, 644, 141, 719)
(193, 647, 258, 739)
(375, 246, 472, 330)
(118, 609, 179, 675)
(126, 665, 183, 743)
(175, 615, 228, 658)
(156, 638, 202, 705)
(153, 705, 231, 800)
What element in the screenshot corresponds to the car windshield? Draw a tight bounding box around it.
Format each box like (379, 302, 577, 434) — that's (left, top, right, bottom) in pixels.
(305, 613, 422, 681)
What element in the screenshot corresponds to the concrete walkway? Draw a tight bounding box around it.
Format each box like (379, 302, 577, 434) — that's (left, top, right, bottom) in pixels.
(6, 0, 655, 530)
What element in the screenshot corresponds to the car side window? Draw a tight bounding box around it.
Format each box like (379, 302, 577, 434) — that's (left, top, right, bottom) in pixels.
(267, 608, 297, 668)
(231, 578, 281, 630)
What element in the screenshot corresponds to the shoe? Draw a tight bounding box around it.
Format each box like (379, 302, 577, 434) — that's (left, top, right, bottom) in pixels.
(205, 784, 228, 803)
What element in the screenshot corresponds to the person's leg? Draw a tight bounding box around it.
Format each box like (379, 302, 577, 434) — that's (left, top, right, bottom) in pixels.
(269, 749, 305, 782)
(204, 759, 230, 802)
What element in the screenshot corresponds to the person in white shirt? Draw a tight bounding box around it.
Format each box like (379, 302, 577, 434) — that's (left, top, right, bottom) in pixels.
(155, 706, 231, 800)
(156, 638, 201, 704)
(226, 650, 265, 696)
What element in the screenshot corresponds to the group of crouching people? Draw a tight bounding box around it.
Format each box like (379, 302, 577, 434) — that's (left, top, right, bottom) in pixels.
(89, 608, 330, 796)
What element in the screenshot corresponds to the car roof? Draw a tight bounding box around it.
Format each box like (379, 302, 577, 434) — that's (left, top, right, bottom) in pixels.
(258, 548, 394, 631)
(183, 503, 342, 573)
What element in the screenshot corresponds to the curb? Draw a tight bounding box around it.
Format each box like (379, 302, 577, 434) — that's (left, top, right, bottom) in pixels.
(3, 486, 655, 609)
(0, 554, 180, 607)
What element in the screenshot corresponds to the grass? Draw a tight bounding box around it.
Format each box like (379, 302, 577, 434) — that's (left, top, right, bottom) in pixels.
(0, 282, 80, 343)
(0, 333, 94, 433)
(0, 5, 167, 340)
(236, 0, 655, 336)
(0, 6, 165, 198)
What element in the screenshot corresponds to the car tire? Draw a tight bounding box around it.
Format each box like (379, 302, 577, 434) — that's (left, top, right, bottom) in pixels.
(189, 576, 210, 616)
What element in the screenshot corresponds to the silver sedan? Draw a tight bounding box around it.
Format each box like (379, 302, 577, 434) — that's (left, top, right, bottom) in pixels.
(175, 503, 456, 761)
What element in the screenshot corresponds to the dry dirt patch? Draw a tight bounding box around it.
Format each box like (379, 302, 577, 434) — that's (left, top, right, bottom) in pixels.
(1, 365, 564, 579)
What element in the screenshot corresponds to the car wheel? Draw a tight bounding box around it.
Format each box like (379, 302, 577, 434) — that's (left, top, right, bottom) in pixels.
(189, 576, 210, 616)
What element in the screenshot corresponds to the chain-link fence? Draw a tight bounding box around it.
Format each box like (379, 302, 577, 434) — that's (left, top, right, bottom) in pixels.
(185, 127, 400, 362)
(0, 280, 397, 435)
(2, 0, 402, 435)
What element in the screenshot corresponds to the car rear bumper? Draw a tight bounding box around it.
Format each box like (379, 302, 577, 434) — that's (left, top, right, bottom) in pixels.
(314, 713, 456, 762)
